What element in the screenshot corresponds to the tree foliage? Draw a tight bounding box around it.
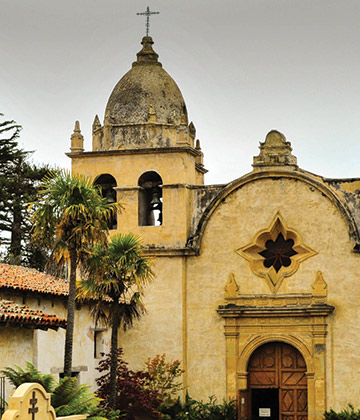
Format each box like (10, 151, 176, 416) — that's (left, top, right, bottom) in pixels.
(95, 350, 236, 420)
(77, 233, 154, 409)
(1, 362, 55, 392)
(0, 113, 51, 270)
(143, 354, 184, 398)
(30, 170, 122, 377)
(0, 113, 22, 166)
(96, 349, 162, 419)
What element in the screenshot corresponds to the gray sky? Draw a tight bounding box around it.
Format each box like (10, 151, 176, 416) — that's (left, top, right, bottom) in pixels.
(1, 0, 359, 184)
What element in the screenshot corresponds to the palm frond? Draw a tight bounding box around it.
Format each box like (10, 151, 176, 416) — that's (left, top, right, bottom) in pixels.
(78, 233, 154, 334)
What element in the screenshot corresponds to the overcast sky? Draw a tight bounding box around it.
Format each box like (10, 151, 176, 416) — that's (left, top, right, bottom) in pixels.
(1, 0, 359, 184)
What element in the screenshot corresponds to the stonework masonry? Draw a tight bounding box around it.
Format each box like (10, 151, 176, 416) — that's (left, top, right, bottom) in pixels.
(67, 36, 360, 420)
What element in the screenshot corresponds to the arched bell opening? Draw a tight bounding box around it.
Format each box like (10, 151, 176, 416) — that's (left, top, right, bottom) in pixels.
(138, 171, 163, 226)
(94, 173, 117, 230)
(243, 342, 308, 420)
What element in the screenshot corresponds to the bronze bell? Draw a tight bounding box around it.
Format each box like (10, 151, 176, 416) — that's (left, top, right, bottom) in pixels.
(105, 190, 116, 203)
(150, 188, 161, 209)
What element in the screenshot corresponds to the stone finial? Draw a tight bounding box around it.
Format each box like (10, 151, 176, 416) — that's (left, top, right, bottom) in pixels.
(92, 114, 101, 132)
(312, 271, 327, 297)
(225, 273, 239, 299)
(252, 130, 298, 171)
(189, 121, 196, 140)
(70, 120, 84, 153)
(148, 105, 157, 122)
(133, 36, 161, 67)
(195, 139, 201, 151)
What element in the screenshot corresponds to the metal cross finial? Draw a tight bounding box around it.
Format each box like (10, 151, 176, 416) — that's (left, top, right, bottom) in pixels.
(137, 6, 159, 37)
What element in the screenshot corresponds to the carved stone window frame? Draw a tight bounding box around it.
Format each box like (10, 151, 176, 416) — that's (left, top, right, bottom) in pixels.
(236, 212, 317, 293)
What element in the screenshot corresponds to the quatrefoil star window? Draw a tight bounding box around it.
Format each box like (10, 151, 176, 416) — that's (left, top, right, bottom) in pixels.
(259, 233, 297, 272)
(236, 212, 317, 293)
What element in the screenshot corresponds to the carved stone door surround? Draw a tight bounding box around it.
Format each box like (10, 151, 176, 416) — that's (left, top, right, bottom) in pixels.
(218, 273, 334, 420)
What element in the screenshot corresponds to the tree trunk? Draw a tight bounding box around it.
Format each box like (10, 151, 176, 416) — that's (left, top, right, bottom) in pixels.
(64, 248, 77, 377)
(109, 306, 120, 410)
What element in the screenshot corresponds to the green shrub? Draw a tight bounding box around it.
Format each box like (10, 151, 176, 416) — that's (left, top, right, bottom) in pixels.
(325, 405, 360, 420)
(1, 362, 107, 420)
(159, 393, 237, 420)
(143, 354, 184, 398)
(2, 362, 56, 392)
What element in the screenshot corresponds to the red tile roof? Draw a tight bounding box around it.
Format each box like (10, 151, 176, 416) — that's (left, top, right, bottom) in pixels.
(0, 264, 69, 296)
(0, 300, 66, 330)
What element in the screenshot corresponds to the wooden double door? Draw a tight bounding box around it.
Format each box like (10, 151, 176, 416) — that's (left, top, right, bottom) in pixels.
(243, 342, 307, 420)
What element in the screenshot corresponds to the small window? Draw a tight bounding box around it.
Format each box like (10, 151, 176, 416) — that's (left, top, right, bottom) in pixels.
(259, 233, 298, 272)
(59, 371, 80, 380)
(94, 330, 105, 359)
(138, 171, 163, 226)
(94, 174, 117, 229)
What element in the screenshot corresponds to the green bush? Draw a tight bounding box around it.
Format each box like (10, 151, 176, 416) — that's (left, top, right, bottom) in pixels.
(1, 362, 107, 420)
(159, 393, 237, 420)
(325, 405, 360, 420)
(2, 362, 56, 392)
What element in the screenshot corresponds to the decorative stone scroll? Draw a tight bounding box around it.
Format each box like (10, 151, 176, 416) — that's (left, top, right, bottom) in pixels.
(1, 383, 87, 420)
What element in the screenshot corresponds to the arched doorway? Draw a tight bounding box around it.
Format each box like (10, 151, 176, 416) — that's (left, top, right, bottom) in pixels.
(247, 342, 307, 420)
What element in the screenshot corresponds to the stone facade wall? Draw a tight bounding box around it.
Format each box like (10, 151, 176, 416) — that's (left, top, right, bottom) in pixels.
(119, 257, 184, 370)
(0, 292, 111, 393)
(184, 176, 359, 409)
(0, 327, 33, 399)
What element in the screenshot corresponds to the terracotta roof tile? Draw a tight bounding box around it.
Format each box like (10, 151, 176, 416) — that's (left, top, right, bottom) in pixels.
(0, 299, 66, 329)
(0, 264, 69, 296)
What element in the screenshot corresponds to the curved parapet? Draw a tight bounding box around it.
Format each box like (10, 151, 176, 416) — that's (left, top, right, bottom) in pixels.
(189, 169, 360, 254)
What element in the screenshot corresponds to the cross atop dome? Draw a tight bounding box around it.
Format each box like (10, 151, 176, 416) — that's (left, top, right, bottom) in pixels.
(137, 6, 160, 37)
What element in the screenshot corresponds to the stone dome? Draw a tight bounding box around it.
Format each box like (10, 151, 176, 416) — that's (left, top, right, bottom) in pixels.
(104, 37, 188, 127)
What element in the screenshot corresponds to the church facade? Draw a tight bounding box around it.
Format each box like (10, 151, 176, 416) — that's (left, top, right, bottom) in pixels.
(68, 36, 360, 420)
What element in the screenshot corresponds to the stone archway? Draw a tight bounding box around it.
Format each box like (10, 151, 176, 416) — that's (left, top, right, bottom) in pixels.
(218, 288, 333, 420)
(248, 342, 307, 420)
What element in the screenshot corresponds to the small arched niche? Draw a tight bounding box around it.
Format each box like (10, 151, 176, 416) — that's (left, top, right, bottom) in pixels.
(94, 173, 117, 230)
(138, 171, 163, 226)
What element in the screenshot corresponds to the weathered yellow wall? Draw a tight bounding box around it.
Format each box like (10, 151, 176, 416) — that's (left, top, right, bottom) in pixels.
(71, 151, 200, 186)
(184, 177, 359, 409)
(119, 257, 184, 371)
(71, 152, 200, 247)
(69, 133, 360, 412)
(0, 293, 111, 392)
(35, 298, 111, 391)
(0, 327, 33, 399)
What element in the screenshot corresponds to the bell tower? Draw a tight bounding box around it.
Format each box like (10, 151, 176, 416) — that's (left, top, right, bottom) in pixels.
(67, 36, 207, 250)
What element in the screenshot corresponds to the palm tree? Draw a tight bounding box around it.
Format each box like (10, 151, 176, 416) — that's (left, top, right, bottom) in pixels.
(77, 233, 154, 410)
(30, 170, 121, 377)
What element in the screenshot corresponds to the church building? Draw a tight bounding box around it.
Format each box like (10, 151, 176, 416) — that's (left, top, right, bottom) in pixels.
(68, 36, 360, 420)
